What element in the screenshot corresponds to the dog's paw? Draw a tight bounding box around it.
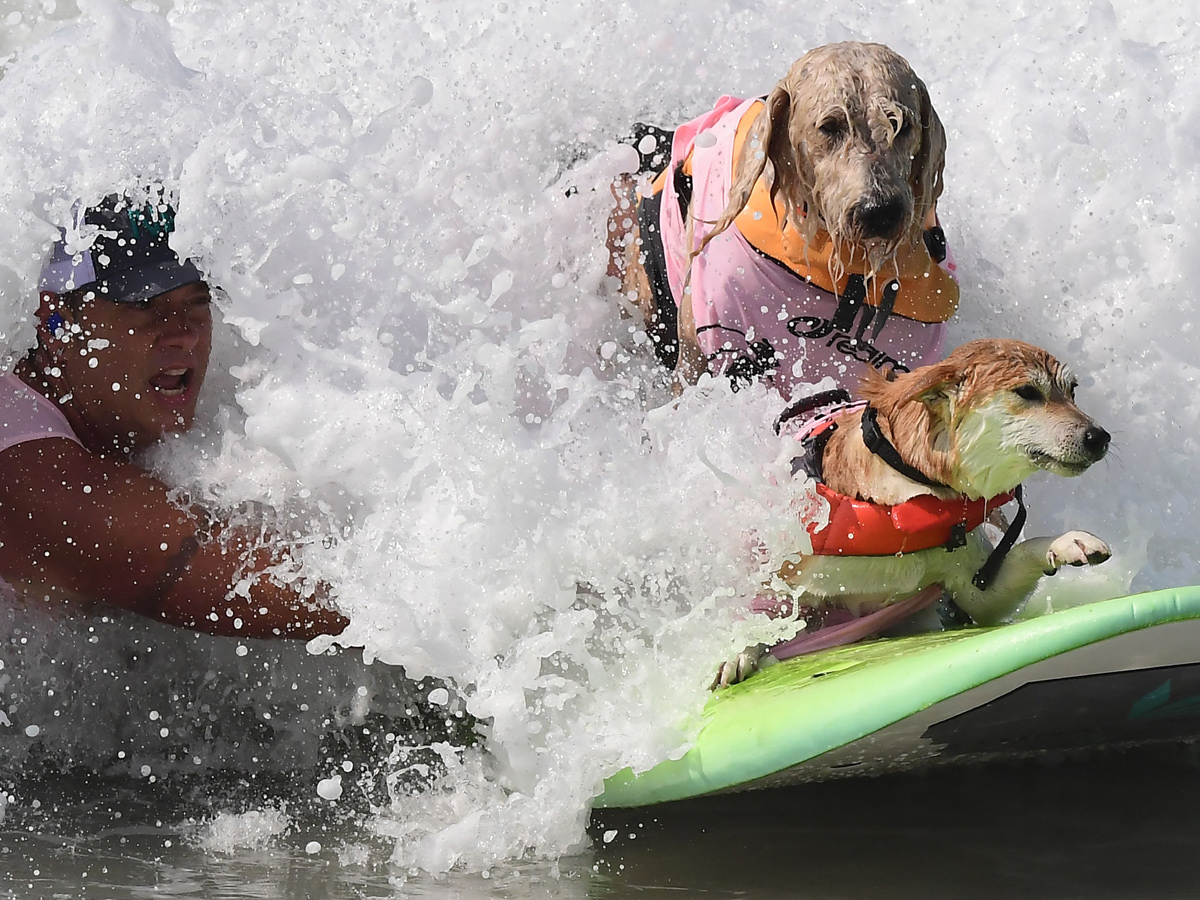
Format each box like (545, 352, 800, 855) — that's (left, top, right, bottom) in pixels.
(1044, 531, 1111, 575)
(711, 644, 769, 690)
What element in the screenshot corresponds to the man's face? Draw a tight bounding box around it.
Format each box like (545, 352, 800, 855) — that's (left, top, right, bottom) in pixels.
(55, 281, 213, 454)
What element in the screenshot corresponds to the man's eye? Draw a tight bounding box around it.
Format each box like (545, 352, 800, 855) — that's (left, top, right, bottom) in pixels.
(1013, 384, 1043, 402)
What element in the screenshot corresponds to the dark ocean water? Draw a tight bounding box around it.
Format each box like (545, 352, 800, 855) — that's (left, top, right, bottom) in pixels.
(6, 744, 1200, 900)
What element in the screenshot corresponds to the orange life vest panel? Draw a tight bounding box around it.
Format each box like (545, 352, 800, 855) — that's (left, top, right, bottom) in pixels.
(729, 100, 960, 324)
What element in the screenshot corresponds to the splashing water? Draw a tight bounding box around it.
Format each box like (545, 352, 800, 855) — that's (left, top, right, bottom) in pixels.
(197, 806, 289, 854)
(0, 0, 1197, 875)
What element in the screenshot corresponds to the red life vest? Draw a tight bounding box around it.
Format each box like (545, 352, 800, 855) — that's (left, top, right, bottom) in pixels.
(791, 401, 1014, 557)
(809, 482, 1015, 557)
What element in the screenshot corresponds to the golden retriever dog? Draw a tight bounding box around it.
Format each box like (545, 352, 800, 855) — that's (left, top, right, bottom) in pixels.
(714, 339, 1112, 687)
(609, 41, 957, 396)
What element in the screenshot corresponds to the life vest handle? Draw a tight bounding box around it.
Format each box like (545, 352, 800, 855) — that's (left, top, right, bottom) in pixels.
(775, 388, 853, 434)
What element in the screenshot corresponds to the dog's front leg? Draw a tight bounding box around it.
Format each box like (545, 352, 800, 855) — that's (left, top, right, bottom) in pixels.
(711, 643, 771, 689)
(949, 530, 1111, 626)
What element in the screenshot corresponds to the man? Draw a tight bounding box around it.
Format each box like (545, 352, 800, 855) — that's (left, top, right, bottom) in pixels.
(0, 193, 347, 639)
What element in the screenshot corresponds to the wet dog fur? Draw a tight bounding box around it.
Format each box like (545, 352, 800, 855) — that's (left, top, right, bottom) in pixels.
(786, 339, 1112, 621)
(609, 41, 947, 383)
(716, 340, 1113, 687)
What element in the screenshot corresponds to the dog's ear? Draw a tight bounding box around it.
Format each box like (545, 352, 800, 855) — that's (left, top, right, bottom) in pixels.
(693, 84, 800, 259)
(863, 358, 961, 417)
(909, 75, 946, 232)
(762, 84, 809, 236)
(906, 361, 961, 408)
(911, 378, 957, 417)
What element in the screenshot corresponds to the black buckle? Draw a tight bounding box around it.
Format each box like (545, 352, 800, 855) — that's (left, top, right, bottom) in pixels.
(945, 523, 968, 551)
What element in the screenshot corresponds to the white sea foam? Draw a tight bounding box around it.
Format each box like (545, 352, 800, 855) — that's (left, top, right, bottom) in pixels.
(197, 806, 290, 854)
(0, 0, 1195, 876)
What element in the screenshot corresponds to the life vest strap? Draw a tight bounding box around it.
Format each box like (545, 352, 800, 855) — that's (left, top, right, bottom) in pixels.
(622, 124, 690, 372)
(860, 405, 947, 490)
(673, 162, 693, 222)
(635, 187, 680, 369)
(924, 225, 948, 264)
(625, 122, 675, 176)
(780, 392, 860, 482)
(972, 484, 1027, 591)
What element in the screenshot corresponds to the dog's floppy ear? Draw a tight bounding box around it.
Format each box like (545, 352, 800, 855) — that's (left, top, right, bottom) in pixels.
(909, 75, 946, 232)
(692, 83, 802, 259)
(910, 376, 958, 423)
(861, 358, 961, 418)
(903, 360, 961, 410)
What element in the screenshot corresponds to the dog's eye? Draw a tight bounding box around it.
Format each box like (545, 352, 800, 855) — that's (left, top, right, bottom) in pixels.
(819, 117, 846, 140)
(1013, 384, 1043, 402)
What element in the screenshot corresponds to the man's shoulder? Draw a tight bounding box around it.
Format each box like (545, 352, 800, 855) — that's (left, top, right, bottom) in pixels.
(0, 375, 95, 518)
(0, 372, 82, 456)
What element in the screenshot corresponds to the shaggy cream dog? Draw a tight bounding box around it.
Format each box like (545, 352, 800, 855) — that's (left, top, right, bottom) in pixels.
(610, 42, 956, 392)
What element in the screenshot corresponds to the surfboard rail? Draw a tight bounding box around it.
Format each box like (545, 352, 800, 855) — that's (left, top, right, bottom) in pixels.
(597, 586, 1200, 808)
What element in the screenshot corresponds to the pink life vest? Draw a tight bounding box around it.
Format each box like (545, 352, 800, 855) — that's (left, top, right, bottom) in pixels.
(654, 96, 960, 399)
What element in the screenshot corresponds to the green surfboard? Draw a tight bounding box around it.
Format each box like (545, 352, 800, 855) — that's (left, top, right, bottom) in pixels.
(597, 586, 1200, 808)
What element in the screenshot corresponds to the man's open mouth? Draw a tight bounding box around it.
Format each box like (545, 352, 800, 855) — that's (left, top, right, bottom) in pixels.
(150, 368, 192, 397)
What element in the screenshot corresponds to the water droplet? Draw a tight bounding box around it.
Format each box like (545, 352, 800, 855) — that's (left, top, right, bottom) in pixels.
(316, 775, 343, 801)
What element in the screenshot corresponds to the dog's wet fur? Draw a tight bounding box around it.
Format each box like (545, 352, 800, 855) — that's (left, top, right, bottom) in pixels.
(822, 339, 1110, 505)
(695, 42, 945, 270)
(716, 340, 1112, 687)
(611, 42, 948, 384)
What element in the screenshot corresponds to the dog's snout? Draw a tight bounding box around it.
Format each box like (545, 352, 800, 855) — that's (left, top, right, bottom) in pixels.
(853, 195, 907, 239)
(1082, 425, 1111, 460)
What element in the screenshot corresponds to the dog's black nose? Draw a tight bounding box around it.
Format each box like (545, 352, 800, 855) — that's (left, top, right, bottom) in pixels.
(1082, 425, 1111, 460)
(854, 195, 907, 239)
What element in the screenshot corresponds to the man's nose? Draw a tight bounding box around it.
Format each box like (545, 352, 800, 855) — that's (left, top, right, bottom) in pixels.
(157, 312, 205, 348)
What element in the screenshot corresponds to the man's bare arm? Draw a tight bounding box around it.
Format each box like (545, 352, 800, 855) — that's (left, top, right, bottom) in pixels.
(0, 438, 347, 639)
